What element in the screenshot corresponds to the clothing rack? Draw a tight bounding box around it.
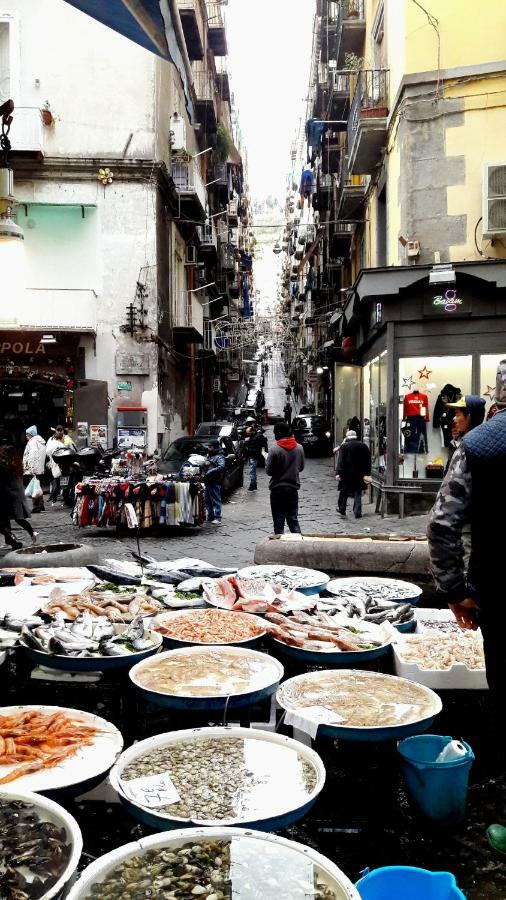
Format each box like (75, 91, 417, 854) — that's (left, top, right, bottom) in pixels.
(73, 476, 205, 529)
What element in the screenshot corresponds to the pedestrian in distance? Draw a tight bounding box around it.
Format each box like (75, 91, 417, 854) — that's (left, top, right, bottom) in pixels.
(335, 430, 372, 519)
(293, 383, 300, 403)
(283, 400, 293, 427)
(285, 384, 292, 399)
(45, 426, 65, 506)
(23, 425, 46, 512)
(265, 422, 305, 535)
(0, 444, 37, 546)
(243, 418, 268, 491)
(203, 439, 226, 525)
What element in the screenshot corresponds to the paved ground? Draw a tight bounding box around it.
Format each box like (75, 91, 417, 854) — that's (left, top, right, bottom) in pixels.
(8, 353, 429, 565)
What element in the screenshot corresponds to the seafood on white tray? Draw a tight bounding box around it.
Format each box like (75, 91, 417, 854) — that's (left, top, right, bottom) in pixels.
(396, 632, 485, 670)
(19, 611, 160, 658)
(238, 564, 329, 591)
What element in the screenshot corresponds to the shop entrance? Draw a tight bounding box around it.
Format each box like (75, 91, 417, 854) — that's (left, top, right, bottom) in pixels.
(0, 378, 72, 447)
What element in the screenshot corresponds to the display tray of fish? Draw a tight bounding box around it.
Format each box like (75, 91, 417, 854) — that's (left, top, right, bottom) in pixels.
(277, 669, 442, 741)
(0, 789, 82, 900)
(110, 726, 325, 830)
(154, 609, 266, 648)
(238, 564, 330, 595)
(88, 557, 238, 588)
(318, 592, 416, 632)
(203, 573, 316, 615)
(66, 829, 360, 900)
(0, 706, 123, 792)
(265, 610, 391, 665)
(0, 613, 45, 647)
(18, 611, 162, 670)
(130, 646, 284, 712)
(325, 576, 422, 606)
(0, 567, 94, 588)
(41, 586, 163, 622)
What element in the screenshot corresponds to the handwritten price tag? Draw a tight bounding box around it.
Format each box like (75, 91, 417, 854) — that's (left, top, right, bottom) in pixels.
(121, 771, 181, 809)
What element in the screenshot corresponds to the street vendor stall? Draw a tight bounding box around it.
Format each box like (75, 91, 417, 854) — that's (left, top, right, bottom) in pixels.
(73, 476, 205, 528)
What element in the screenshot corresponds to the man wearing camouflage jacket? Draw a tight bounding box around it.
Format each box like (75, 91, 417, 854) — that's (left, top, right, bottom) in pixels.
(427, 359, 506, 700)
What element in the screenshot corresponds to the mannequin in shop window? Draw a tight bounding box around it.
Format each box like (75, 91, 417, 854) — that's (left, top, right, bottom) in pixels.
(401, 387, 430, 473)
(433, 384, 461, 448)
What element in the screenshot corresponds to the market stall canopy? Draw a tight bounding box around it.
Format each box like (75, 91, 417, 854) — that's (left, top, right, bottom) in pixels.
(64, 0, 194, 121)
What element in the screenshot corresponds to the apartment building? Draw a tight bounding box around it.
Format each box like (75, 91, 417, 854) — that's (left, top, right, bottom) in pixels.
(283, 0, 506, 512)
(0, 0, 252, 451)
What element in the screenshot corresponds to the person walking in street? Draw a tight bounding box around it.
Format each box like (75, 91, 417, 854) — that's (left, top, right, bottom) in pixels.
(203, 439, 225, 525)
(23, 425, 46, 512)
(293, 383, 300, 404)
(46, 426, 65, 506)
(243, 419, 268, 491)
(285, 383, 292, 399)
(283, 400, 293, 427)
(335, 430, 371, 519)
(265, 422, 305, 534)
(0, 444, 37, 545)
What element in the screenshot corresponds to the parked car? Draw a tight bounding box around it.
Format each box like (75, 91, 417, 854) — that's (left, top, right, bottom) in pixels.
(157, 436, 244, 496)
(292, 415, 333, 456)
(194, 421, 244, 460)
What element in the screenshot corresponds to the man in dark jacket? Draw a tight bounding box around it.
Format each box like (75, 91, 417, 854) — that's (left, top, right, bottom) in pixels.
(265, 422, 305, 534)
(335, 430, 371, 519)
(243, 420, 268, 491)
(427, 360, 506, 702)
(203, 440, 226, 525)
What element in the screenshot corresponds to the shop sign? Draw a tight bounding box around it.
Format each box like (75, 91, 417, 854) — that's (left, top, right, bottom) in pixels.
(117, 427, 147, 450)
(423, 289, 472, 317)
(0, 331, 79, 360)
(115, 352, 150, 375)
(117, 381, 132, 391)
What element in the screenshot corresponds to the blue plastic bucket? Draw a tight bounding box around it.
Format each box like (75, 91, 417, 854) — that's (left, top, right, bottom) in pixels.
(398, 735, 474, 824)
(356, 866, 466, 899)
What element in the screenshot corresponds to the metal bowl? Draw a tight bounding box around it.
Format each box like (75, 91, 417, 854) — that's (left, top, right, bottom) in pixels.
(155, 609, 266, 649)
(0, 788, 83, 899)
(237, 564, 329, 596)
(109, 726, 326, 831)
(325, 576, 422, 605)
(277, 669, 442, 742)
(0, 705, 123, 794)
(66, 827, 360, 900)
(19, 624, 163, 672)
(129, 646, 284, 712)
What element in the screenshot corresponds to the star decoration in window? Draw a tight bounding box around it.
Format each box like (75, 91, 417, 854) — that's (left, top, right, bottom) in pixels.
(483, 385, 495, 399)
(402, 376, 415, 390)
(418, 366, 432, 380)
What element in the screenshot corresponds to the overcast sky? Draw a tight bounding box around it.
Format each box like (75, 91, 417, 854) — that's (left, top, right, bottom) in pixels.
(225, 0, 315, 205)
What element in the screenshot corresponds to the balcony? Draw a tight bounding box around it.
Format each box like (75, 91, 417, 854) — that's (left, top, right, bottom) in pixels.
(329, 69, 353, 126)
(173, 290, 204, 344)
(220, 244, 236, 271)
(336, 150, 367, 217)
(228, 198, 239, 226)
(330, 222, 354, 257)
(197, 220, 218, 262)
(8, 107, 44, 158)
(171, 157, 207, 221)
(215, 71, 230, 102)
(336, 0, 366, 67)
(206, 0, 227, 55)
(348, 69, 389, 174)
(177, 0, 205, 60)
(192, 60, 218, 133)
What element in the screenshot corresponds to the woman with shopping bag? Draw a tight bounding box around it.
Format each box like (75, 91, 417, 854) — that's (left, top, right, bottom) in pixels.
(46, 427, 66, 506)
(23, 425, 47, 512)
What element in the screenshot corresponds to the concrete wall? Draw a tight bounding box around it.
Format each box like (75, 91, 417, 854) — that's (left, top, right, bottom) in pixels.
(1, 0, 156, 159)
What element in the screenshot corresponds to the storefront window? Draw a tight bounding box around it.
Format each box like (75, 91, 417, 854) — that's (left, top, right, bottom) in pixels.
(363, 351, 387, 471)
(480, 354, 505, 414)
(398, 356, 472, 480)
(334, 365, 361, 444)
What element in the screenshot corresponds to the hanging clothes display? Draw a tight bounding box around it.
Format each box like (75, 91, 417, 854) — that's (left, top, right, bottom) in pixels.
(73, 477, 205, 529)
(403, 391, 430, 420)
(402, 391, 430, 454)
(432, 383, 461, 447)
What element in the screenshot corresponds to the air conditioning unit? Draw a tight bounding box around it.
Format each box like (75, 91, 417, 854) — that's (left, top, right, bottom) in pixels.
(185, 245, 197, 265)
(169, 113, 186, 151)
(483, 162, 506, 238)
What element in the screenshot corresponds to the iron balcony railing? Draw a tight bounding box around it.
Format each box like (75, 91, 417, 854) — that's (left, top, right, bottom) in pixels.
(336, 149, 367, 207)
(329, 69, 353, 94)
(335, 0, 365, 26)
(348, 68, 389, 156)
(171, 158, 207, 211)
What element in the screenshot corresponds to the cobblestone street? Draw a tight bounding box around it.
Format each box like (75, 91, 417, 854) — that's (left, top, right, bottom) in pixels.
(9, 353, 429, 567)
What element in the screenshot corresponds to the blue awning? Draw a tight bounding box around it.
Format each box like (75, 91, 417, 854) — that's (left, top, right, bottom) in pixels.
(64, 0, 194, 121)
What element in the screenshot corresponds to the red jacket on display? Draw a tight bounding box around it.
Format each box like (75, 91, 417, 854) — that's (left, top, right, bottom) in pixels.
(403, 391, 430, 421)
